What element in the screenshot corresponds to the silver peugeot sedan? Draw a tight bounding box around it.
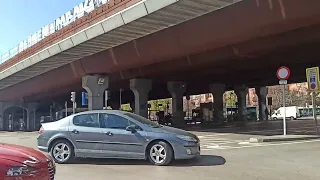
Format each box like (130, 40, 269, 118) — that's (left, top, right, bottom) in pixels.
(37, 110, 200, 166)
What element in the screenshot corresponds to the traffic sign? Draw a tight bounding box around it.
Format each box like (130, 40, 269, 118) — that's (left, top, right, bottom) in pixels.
(279, 80, 287, 85)
(306, 67, 320, 92)
(81, 92, 88, 106)
(276, 66, 290, 80)
(276, 66, 290, 136)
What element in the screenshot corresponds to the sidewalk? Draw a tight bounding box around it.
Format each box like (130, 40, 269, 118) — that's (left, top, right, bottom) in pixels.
(182, 119, 318, 134)
(249, 135, 320, 143)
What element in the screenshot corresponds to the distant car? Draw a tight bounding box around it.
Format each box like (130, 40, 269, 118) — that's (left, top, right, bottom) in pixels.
(37, 110, 200, 166)
(0, 143, 55, 180)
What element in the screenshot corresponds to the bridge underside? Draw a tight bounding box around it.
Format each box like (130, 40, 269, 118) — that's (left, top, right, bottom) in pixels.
(0, 0, 320, 104)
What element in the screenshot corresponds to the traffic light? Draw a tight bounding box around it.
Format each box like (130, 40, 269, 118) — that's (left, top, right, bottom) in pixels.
(71, 92, 76, 102)
(105, 90, 111, 100)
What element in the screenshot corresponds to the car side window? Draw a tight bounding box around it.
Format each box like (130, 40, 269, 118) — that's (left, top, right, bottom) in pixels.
(73, 113, 100, 128)
(99, 113, 140, 130)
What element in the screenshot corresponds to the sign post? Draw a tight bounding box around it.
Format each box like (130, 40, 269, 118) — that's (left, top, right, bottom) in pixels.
(276, 66, 291, 136)
(306, 67, 320, 134)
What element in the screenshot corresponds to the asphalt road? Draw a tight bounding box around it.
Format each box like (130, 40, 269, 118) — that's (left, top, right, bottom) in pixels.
(1, 131, 319, 180)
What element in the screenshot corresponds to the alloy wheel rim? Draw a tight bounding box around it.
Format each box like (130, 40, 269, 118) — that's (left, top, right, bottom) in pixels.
(150, 144, 166, 164)
(53, 143, 71, 162)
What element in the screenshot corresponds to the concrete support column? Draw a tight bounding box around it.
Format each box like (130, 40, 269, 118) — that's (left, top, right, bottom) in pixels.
(130, 79, 152, 118)
(234, 84, 248, 124)
(167, 81, 186, 125)
(209, 83, 226, 123)
(82, 75, 109, 110)
(255, 86, 268, 121)
(27, 103, 38, 131)
(0, 102, 3, 131)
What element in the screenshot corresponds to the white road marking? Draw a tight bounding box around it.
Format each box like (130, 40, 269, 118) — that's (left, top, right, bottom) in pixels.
(201, 139, 320, 150)
(198, 133, 320, 150)
(238, 141, 250, 145)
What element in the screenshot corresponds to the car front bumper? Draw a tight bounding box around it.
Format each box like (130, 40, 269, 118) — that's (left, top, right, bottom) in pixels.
(174, 142, 201, 160)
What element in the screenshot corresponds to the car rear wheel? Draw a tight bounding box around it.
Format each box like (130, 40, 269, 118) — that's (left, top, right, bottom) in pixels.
(50, 140, 74, 164)
(148, 141, 173, 166)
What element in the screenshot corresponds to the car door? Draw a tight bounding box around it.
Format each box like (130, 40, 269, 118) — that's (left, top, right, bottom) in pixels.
(69, 113, 105, 158)
(99, 113, 146, 159)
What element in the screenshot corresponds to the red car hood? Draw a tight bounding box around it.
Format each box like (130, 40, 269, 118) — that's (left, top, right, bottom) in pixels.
(0, 143, 48, 166)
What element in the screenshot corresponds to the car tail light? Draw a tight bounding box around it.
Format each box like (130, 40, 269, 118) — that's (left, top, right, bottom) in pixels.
(39, 126, 45, 135)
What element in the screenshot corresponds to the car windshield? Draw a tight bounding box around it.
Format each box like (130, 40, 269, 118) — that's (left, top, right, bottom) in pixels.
(124, 112, 160, 128)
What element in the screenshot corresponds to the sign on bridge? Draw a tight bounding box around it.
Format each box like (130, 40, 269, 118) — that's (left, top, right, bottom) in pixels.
(1, 0, 109, 62)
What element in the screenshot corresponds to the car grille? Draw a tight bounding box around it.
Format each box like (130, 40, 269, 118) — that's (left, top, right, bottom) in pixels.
(47, 160, 55, 180)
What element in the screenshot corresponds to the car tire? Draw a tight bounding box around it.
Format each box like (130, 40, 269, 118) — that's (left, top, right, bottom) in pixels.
(148, 141, 173, 166)
(50, 140, 75, 164)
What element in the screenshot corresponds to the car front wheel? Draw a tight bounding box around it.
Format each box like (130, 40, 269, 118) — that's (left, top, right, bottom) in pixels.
(148, 141, 173, 166)
(50, 140, 75, 164)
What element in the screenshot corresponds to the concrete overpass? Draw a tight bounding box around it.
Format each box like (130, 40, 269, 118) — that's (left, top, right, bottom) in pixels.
(1, 0, 320, 131)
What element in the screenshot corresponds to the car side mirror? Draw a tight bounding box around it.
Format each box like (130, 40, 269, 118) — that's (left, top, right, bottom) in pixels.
(126, 125, 137, 133)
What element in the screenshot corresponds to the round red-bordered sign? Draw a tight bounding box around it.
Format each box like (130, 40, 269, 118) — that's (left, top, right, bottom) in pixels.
(276, 66, 290, 80)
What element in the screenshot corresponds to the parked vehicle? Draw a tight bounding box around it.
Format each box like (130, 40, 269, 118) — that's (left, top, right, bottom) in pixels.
(271, 106, 300, 120)
(0, 143, 55, 180)
(37, 110, 200, 166)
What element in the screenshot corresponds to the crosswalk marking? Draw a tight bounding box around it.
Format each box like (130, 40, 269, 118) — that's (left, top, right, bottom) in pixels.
(199, 135, 239, 150)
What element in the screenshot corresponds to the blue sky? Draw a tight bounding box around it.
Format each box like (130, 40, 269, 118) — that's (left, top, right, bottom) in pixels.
(0, 0, 84, 55)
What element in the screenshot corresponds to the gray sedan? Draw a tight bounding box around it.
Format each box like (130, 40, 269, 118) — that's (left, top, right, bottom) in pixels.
(37, 110, 200, 166)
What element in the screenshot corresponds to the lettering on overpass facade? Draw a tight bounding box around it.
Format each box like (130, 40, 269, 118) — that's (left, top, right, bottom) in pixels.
(0, 0, 109, 63)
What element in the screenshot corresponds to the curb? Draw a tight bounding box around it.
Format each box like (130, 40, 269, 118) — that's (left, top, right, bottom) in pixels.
(249, 136, 320, 143)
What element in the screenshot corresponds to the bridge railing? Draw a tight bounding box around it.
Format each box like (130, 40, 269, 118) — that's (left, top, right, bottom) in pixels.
(0, 0, 109, 65)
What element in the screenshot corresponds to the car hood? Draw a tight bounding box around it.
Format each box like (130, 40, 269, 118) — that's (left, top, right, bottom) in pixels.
(154, 126, 198, 140)
(0, 143, 48, 166)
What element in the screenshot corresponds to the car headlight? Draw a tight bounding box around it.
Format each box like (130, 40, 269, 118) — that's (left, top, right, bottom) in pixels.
(6, 166, 39, 177)
(177, 135, 198, 142)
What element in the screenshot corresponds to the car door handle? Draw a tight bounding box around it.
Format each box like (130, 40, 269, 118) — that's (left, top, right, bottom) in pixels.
(71, 129, 79, 134)
(105, 132, 113, 136)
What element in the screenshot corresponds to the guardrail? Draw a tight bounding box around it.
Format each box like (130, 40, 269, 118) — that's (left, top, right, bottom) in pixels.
(0, 0, 109, 64)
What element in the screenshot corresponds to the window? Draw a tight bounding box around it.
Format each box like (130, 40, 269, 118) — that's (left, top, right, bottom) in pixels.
(125, 112, 160, 128)
(100, 113, 131, 129)
(73, 113, 100, 128)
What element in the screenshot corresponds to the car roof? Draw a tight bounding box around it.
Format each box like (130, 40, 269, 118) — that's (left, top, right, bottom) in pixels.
(74, 110, 128, 116)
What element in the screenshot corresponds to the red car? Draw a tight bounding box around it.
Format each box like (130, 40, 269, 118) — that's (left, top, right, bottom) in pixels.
(0, 143, 56, 180)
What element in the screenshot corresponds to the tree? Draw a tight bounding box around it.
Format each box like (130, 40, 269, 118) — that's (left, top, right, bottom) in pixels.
(267, 83, 320, 112)
(224, 91, 237, 107)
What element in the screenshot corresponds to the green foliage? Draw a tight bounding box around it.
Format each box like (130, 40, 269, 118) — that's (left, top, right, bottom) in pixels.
(148, 99, 170, 111)
(225, 91, 238, 107)
(121, 104, 132, 111)
(120, 99, 170, 111)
